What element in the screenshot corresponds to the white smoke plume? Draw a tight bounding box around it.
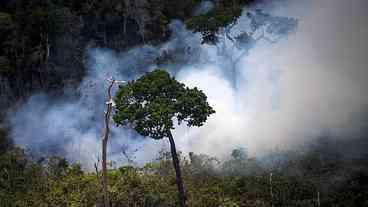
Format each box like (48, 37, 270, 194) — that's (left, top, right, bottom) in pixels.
(176, 0, 368, 157)
(9, 0, 368, 168)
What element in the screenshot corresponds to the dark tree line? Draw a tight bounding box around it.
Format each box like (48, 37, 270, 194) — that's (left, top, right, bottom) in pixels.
(0, 0, 201, 110)
(0, 0, 259, 112)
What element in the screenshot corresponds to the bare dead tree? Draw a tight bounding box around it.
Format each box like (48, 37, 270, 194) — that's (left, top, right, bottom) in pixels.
(270, 172, 274, 207)
(94, 156, 101, 185)
(317, 191, 321, 207)
(101, 78, 125, 207)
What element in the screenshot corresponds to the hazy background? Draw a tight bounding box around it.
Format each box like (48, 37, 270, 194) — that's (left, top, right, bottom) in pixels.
(9, 0, 368, 169)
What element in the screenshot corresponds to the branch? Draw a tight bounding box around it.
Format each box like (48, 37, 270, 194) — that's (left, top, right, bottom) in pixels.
(94, 156, 101, 185)
(101, 77, 126, 207)
(106, 78, 126, 107)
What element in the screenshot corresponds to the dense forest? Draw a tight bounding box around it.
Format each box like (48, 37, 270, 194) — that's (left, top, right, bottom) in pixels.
(1, 0, 368, 206)
(0, 0, 253, 111)
(1, 135, 368, 206)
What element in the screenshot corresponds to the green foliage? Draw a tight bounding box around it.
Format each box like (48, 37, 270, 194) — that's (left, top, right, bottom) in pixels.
(113, 69, 215, 206)
(0, 1, 366, 206)
(221, 148, 264, 176)
(114, 69, 215, 139)
(0, 12, 15, 73)
(0, 0, 256, 109)
(186, 6, 242, 44)
(0, 12, 13, 27)
(0, 146, 366, 206)
(0, 0, 206, 106)
(185, 0, 254, 44)
(0, 148, 98, 206)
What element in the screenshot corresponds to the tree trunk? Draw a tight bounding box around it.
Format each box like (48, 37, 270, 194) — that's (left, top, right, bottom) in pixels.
(270, 172, 274, 207)
(102, 134, 110, 207)
(101, 80, 115, 207)
(167, 131, 187, 207)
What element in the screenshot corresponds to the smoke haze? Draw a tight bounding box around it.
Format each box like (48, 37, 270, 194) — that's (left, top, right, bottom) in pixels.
(9, 0, 368, 168)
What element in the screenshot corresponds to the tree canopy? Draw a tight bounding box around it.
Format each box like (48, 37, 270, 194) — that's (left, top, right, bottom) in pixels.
(113, 69, 215, 139)
(113, 69, 215, 207)
(186, 0, 255, 44)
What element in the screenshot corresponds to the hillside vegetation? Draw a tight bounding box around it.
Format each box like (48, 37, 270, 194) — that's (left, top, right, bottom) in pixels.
(1, 136, 367, 206)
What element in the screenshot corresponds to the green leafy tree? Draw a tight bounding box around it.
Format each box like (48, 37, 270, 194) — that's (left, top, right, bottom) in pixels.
(113, 69, 215, 207)
(186, 6, 242, 44)
(185, 0, 255, 44)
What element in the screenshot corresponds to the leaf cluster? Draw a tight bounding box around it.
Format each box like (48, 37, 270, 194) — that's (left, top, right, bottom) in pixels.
(186, 6, 242, 44)
(113, 69, 215, 139)
(185, 0, 255, 44)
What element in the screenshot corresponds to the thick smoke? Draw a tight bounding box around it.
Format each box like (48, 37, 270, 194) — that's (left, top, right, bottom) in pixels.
(9, 0, 368, 168)
(193, 0, 214, 16)
(174, 0, 368, 158)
